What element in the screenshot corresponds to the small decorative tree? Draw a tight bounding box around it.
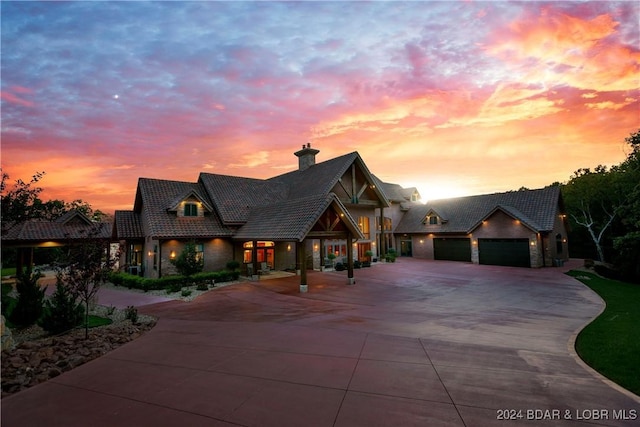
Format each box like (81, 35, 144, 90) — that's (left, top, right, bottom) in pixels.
(39, 275, 84, 335)
(363, 250, 373, 267)
(10, 268, 46, 327)
(327, 252, 337, 268)
(54, 223, 115, 339)
(171, 241, 204, 277)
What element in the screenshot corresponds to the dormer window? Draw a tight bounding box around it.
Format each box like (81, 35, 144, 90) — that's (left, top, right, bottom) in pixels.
(429, 215, 438, 225)
(184, 203, 198, 217)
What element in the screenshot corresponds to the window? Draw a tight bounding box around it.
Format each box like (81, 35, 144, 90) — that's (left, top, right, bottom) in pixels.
(358, 216, 370, 239)
(195, 243, 204, 263)
(184, 203, 198, 217)
(429, 216, 438, 225)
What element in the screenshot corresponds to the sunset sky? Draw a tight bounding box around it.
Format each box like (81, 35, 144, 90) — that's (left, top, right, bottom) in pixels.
(2, 1, 639, 214)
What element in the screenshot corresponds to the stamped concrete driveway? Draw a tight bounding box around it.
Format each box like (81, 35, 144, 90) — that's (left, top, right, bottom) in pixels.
(3, 259, 639, 426)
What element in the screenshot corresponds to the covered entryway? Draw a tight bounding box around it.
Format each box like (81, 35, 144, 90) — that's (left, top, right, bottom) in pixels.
(478, 238, 530, 267)
(433, 238, 471, 262)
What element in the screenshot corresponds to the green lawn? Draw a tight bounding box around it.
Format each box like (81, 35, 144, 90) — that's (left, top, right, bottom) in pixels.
(568, 270, 640, 395)
(1, 267, 17, 277)
(85, 315, 113, 328)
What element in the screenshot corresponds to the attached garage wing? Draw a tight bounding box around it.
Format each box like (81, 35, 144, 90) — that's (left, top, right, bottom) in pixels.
(433, 238, 471, 262)
(478, 238, 530, 268)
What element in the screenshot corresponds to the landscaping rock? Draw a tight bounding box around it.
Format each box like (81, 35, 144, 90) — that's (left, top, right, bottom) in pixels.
(1, 318, 156, 398)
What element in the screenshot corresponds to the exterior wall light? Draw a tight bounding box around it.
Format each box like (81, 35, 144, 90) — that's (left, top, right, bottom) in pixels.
(170, 251, 176, 259)
(530, 241, 536, 246)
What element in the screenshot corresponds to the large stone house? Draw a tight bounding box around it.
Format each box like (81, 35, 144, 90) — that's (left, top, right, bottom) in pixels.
(113, 145, 569, 286)
(113, 145, 389, 287)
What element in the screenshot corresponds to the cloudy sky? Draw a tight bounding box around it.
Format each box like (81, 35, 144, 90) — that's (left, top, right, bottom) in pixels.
(2, 1, 639, 213)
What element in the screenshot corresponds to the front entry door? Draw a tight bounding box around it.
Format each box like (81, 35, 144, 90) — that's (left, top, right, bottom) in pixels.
(400, 240, 412, 256)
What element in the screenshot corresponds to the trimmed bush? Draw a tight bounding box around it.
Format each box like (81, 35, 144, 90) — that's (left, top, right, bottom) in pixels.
(109, 268, 239, 293)
(226, 260, 240, 271)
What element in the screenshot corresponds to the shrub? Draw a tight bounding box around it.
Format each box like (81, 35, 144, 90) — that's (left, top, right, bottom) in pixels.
(385, 248, 397, 263)
(171, 241, 203, 277)
(1, 283, 16, 318)
(181, 289, 192, 297)
(39, 280, 83, 335)
(10, 269, 46, 327)
(125, 306, 138, 324)
(354, 260, 362, 269)
(167, 282, 182, 293)
(335, 262, 345, 271)
(226, 260, 240, 271)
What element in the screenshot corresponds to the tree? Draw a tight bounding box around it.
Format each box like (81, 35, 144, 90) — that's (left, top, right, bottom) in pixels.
(1, 170, 46, 223)
(171, 241, 204, 277)
(9, 268, 46, 327)
(563, 165, 625, 262)
(54, 223, 116, 338)
(1, 170, 105, 223)
(39, 276, 84, 335)
(612, 130, 640, 281)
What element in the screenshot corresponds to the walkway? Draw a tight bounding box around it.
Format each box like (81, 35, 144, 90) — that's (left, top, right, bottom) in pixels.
(2, 259, 639, 426)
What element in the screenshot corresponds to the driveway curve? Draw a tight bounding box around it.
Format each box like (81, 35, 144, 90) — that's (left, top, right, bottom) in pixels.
(3, 259, 639, 426)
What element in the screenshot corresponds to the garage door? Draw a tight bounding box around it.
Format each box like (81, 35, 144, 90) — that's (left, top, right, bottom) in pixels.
(478, 238, 530, 267)
(434, 238, 471, 262)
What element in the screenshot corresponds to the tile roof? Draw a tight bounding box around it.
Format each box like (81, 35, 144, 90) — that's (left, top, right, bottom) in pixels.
(1, 217, 111, 243)
(113, 210, 144, 239)
(270, 152, 390, 206)
(395, 186, 562, 234)
(234, 193, 363, 241)
(198, 173, 289, 224)
(136, 178, 233, 239)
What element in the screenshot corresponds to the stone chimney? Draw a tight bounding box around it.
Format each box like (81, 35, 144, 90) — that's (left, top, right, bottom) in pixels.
(294, 143, 320, 171)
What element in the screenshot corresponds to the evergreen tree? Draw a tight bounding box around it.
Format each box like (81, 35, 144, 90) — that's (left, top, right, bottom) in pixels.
(10, 269, 46, 327)
(39, 276, 83, 335)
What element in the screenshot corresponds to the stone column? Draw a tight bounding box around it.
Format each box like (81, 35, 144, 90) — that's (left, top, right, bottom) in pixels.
(252, 240, 259, 280)
(298, 241, 308, 292)
(379, 206, 385, 260)
(347, 233, 355, 285)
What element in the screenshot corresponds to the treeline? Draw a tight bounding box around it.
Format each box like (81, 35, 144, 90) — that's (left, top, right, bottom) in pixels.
(561, 129, 640, 282)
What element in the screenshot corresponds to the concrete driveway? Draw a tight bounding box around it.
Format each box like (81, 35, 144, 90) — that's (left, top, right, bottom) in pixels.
(3, 259, 639, 426)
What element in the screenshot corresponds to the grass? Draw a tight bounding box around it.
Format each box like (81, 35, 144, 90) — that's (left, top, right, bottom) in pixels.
(85, 315, 113, 328)
(1, 267, 17, 277)
(567, 270, 640, 395)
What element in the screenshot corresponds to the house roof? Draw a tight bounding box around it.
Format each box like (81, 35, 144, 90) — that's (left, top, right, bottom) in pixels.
(198, 173, 289, 224)
(113, 210, 144, 239)
(234, 193, 364, 242)
(270, 152, 390, 206)
(395, 186, 562, 234)
(1, 210, 111, 243)
(134, 178, 233, 239)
